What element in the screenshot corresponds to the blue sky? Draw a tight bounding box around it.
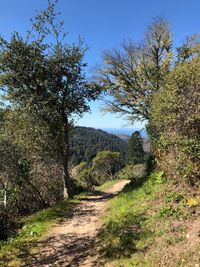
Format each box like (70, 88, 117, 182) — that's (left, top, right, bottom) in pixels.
(0, 0, 200, 130)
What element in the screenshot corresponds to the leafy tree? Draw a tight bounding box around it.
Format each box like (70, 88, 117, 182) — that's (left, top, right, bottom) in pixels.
(95, 17, 172, 122)
(3, 107, 61, 161)
(71, 151, 121, 190)
(126, 131, 145, 164)
(71, 162, 91, 190)
(0, 1, 99, 197)
(92, 150, 120, 182)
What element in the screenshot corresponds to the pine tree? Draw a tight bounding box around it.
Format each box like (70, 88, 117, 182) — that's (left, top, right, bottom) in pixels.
(126, 131, 145, 164)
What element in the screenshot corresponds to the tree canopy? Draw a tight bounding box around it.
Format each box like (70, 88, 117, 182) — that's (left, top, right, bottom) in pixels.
(0, 1, 100, 197)
(126, 131, 145, 165)
(95, 17, 172, 122)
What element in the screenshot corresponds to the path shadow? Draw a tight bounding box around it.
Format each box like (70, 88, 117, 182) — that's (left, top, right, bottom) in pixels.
(22, 189, 122, 267)
(79, 190, 115, 202)
(24, 233, 98, 267)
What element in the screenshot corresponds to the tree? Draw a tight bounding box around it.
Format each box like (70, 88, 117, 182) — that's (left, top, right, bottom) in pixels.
(126, 131, 145, 164)
(69, 126, 127, 166)
(92, 150, 120, 181)
(0, 1, 99, 197)
(95, 17, 172, 122)
(176, 34, 200, 62)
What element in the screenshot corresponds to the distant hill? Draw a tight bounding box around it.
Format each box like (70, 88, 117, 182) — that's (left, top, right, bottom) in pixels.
(103, 128, 147, 139)
(115, 134, 130, 142)
(69, 127, 127, 166)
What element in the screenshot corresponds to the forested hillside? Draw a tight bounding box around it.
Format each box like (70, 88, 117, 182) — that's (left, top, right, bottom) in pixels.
(69, 127, 128, 166)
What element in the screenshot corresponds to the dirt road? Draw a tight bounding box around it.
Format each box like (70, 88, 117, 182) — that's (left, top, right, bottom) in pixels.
(26, 180, 130, 267)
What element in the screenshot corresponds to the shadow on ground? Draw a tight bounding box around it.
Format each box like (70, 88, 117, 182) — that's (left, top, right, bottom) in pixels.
(24, 234, 97, 267)
(22, 190, 117, 267)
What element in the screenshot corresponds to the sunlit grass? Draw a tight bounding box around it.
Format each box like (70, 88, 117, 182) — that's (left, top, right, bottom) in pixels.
(0, 199, 79, 267)
(97, 169, 200, 266)
(96, 171, 167, 266)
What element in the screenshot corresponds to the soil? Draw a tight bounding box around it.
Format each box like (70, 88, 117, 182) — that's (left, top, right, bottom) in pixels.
(25, 180, 130, 267)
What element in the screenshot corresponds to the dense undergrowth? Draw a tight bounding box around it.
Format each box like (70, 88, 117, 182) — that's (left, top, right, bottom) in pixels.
(97, 169, 200, 266)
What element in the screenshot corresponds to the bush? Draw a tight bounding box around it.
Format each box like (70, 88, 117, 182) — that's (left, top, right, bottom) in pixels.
(0, 139, 64, 240)
(117, 164, 147, 182)
(151, 56, 200, 184)
(71, 151, 122, 190)
(71, 162, 92, 190)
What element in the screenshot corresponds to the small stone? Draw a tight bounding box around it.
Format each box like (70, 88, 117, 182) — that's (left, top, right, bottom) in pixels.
(186, 234, 190, 238)
(195, 264, 199, 267)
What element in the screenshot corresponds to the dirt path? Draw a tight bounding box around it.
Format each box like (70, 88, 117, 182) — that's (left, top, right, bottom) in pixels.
(26, 180, 130, 267)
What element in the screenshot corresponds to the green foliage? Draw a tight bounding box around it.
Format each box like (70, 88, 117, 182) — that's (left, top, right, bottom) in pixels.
(151, 56, 200, 184)
(3, 108, 63, 161)
(126, 131, 145, 164)
(166, 192, 184, 203)
(71, 162, 92, 190)
(176, 35, 200, 62)
(159, 206, 179, 218)
(72, 151, 121, 189)
(0, 1, 100, 198)
(69, 127, 127, 166)
(96, 171, 166, 265)
(116, 164, 147, 182)
(154, 171, 165, 184)
(91, 150, 120, 183)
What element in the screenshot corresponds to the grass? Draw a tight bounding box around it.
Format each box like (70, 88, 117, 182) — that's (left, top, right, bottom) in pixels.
(0, 199, 80, 267)
(1, 170, 199, 267)
(96, 169, 200, 266)
(0, 178, 121, 267)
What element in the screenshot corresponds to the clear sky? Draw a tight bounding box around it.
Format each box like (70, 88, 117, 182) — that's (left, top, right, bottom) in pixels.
(0, 0, 200, 130)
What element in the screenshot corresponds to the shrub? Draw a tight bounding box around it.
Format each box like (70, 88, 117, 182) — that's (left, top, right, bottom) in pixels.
(117, 164, 147, 182)
(151, 56, 200, 184)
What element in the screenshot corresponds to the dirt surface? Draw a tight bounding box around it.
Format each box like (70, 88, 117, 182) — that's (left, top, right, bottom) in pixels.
(26, 180, 130, 267)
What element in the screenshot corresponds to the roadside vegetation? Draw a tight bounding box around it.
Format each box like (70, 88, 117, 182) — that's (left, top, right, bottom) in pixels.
(97, 167, 200, 266)
(0, 179, 122, 267)
(0, 199, 79, 267)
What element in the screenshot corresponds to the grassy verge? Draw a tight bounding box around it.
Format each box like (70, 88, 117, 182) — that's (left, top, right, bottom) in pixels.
(96, 170, 200, 266)
(0, 199, 80, 267)
(0, 179, 122, 267)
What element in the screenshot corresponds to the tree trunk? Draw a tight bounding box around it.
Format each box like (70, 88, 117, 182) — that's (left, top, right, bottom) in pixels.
(63, 118, 74, 198)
